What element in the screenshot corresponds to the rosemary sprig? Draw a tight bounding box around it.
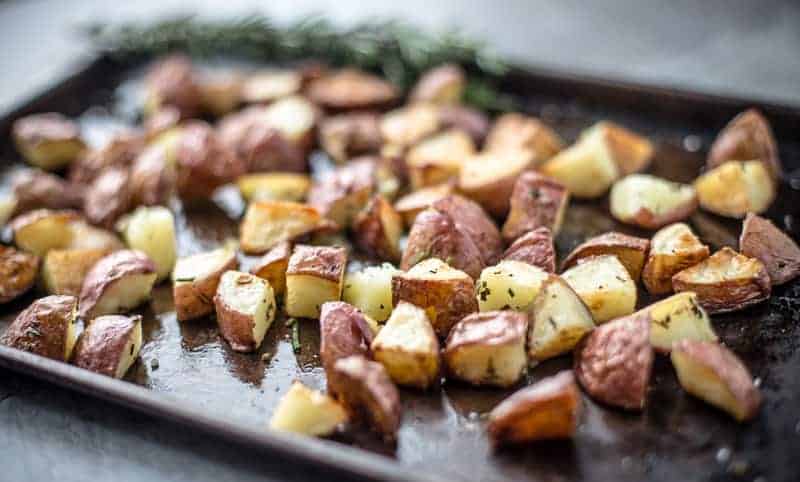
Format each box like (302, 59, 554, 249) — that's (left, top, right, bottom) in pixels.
(86, 15, 516, 111)
(285, 317, 301, 353)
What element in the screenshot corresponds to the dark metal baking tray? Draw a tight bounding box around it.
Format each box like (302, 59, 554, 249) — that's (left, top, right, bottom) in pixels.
(1, 56, 799, 482)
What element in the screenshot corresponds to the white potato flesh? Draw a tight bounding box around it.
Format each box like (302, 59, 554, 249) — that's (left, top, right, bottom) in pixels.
(447, 342, 527, 388)
(67, 221, 123, 251)
(241, 70, 302, 103)
(694, 160, 775, 218)
(218, 271, 276, 347)
(91, 273, 158, 318)
(371, 302, 439, 388)
(0, 195, 16, 227)
(63, 302, 80, 361)
(240, 201, 324, 254)
(343, 264, 399, 322)
(562, 255, 636, 323)
(406, 129, 475, 188)
(258, 95, 316, 143)
(269, 382, 348, 436)
(540, 134, 620, 199)
(115, 319, 143, 379)
(237, 173, 311, 202)
(380, 103, 440, 147)
(477, 260, 549, 312)
(285, 275, 342, 319)
(122, 206, 177, 282)
(459, 149, 532, 192)
(646, 292, 717, 352)
(173, 247, 234, 283)
(528, 277, 596, 361)
(14, 212, 75, 256)
(610, 174, 696, 224)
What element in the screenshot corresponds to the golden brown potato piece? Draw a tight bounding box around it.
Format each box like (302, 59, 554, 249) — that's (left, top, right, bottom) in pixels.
(249, 241, 291, 297)
(0, 195, 17, 227)
(41, 248, 110, 297)
(269, 381, 349, 436)
(143, 54, 201, 119)
(307, 69, 399, 111)
(642, 223, 710, 294)
(610, 174, 697, 229)
(327, 355, 402, 442)
(476, 260, 549, 313)
(393, 182, 454, 228)
(502, 227, 556, 273)
(484, 113, 563, 163)
(79, 250, 158, 320)
(739, 213, 800, 285)
(707, 109, 781, 181)
(285, 245, 347, 319)
(69, 132, 144, 186)
(578, 122, 654, 175)
(406, 129, 475, 189)
(240, 69, 301, 104)
(432, 195, 503, 266)
(239, 201, 330, 254)
(501, 171, 569, 242)
(443, 311, 528, 388)
(308, 160, 375, 227)
(10, 209, 80, 256)
(671, 340, 761, 422)
(438, 105, 490, 144)
(574, 313, 653, 410)
(12, 113, 86, 170)
(458, 149, 536, 218)
(119, 206, 177, 282)
(1, 295, 79, 362)
(214, 271, 276, 352)
(66, 221, 124, 252)
(0, 246, 38, 303)
(197, 70, 243, 116)
(176, 122, 247, 201)
(672, 247, 770, 314)
(539, 133, 620, 199)
(173, 247, 238, 321)
(694, 160, 775, 218)
(342, 263, 399, 322)
(401, 207, 483, 278)
(380, 103, 441, 149)
(527, 275, 595, 361)
(237, 173, 311, 203)
(352, 195, 403, 262)
(561, 232, 650, 281)
(11, 169, 83, 214)
(639, 292, 717, 353)
(72, 314, 142, 378)
(319, 301, 376, 374)
(488, 371, 581, 446)
(318, 112, 382, 163)
(83, 167, 133, 229)
(409, 64, 465, 104)
(392, 258, 478, 338)
(562, 255, 637, 323)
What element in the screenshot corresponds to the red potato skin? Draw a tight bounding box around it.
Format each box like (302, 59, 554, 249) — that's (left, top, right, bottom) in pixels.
(1, 295, 77, 361)
(739, 213, 800, 285)
(174, 252, 238, 322)
(250, 241, 292, 296)
(574, 313, 653, 411)
(0, 246, 39, 303)
(129, 143, 177, 207)
(502, 171, 568, 243)
(432, 195, 503, 266)
(79, 250, 157, 319)
(69, 133, 144, 186)
(352, 195, 402, 263)
(145, 54, 201, 119)
(502, 227, 556, 272)
(286, 245, 347, 282)
(83, 167, 133, 228)
(319, 301, 375, 374)
(213, 274, 274, 353)
(707, 109, 782, 181)
(72, 315, 140, 377)
(444, 311, 527, 353)
(561, 232, 650, 281)
(438, 105, 490, 144)
(176, 122, 247, 201)
(13, 113, 81, 146)
(307, 160, 375, 224)
(623, 197, 698, 231)
(12, 169, 84, 215)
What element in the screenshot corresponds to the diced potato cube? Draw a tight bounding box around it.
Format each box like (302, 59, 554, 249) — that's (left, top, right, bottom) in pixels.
(352, 195, 403, 262)
(269, 381, 348, 436)
(0, 246, 39, 303)
(308, 160, 375, 227)
(562, 255, 636, 323)
(610, 174, 697, 229)
(528, 275, 595, 361)
(540, 132, 620, 199)
(1, 295, 78, 361)
(79, 250, 158, 320)
(578, 122, 654, 175)
(319, 301, 376, 374)
(707, 109, 781, 181)
(476, 260, 549, 313)
(739, 212, 800, 285)
(285, 245, 347, 319)
(641, 292, 717, 353)
(10, 209, 79, 256)
(642, 223, 710, 294)
(173, 246, 238, 321)
(343, 263, 399, 322)
(458, 149, 535, 218)
(406, 129, 475, 189)
(502, 227, 556, 273)
(249, 241, 291, 297)
(214, 271, 276, 352)
(237, 173, 311, 202)
(694, 160, 775, 218)
(42, 248, 111, 296)
(561, 232, 650, 281)
(380, 103, 440, 148)
(393, 182, 454, 228)
(484, 113, 563, 163)
(501, 171, 569, 242)
(120, 206, 177, 282)
(72, 314, 142, 379)
(239, 201, 328, 254)
(12, 113, 86, 170)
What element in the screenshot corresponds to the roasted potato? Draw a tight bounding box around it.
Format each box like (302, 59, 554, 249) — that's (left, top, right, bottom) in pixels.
(380, 103, 440, 149)
(501, 171, 569, 242)
(41, 248, 111, 296)
(237, 173, 311, 202)
(66, 221, 124, 252)
(10, 209, 79, 256)
(352, 195, 403, 262)
(173, 247, 238, 321)
(269, 381, 349, 436)
(438, 104, 490, 144)
(0, 246, 39, 303)
(83, 167, 133, 228)
(119, 206, 177, 282)
(72, 314, 143, 378)
(609, 174, 697, 229)
(0, 194, 16, 226)
(318, 112, 382, 163)
(129, 139, 178, 207)
(12, 113, 85, 170)
(394, 183, 454, 228)
(502, 227, 556, 273)
(371, 301, 440, 389)
(307, 69, 399, 110)
(484, 113, 563, 163)
(197, 70, 243, 116)
(694, 160, 775, 218)
(578, 122, 654, 176)
(561, 232, 650, 281)
(214, 271, 276, 352)
(476, 260, 549, 313)
(639, 292, 717, 353)
(239, 201, 329, 254)
(143, 54, 201, 119)
(175, 121, 247, 201)
(240, 69, 301, 104)
(671, 340, 761, 422)
(319, 301, 376, 374)
(642, 223, 710, 294)
(308, 160, 375, 227)
(79, 250, 158, 320)
(574, 313, 653, 410)
(458, 149, 536, 218)
(285, 245, 347, 319)
(527, 275, 595, 361)
(672, 247, 771, 314)
(409, 64, 465, 104)
(343, 263, 400, 322)
(11, 169, 83, 214)
(443, 311, 528, 388)
(739, 213, 800, 285)
(488, 371, 581, 447)
(432, 194, 504, 266)
(392, 258, 478, 338)
(540, 134, 620, 199)
(707, 109, 781, 181)
(1, 295, 79, 361)
(68, 132, 143, 186)
(406, 129, 475, 189)
(562, 255, 637, 323)
(249, 241, 291, 297)
(327, 355, 402, 442)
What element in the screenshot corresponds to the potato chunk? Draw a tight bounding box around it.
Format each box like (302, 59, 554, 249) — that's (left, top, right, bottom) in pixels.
(540, 134, 620, 199)
(83, 167, 133, 228)
(143, 54, 201, 118)
(79, 250, 158, 320)
(119, 206, 177, 282)
(640, 292, 717, 353)
(214, 271, 276, 352)
(443, 311, 528, 388)
(739, 213, 800, 285)
(173, 247, 238, 321)
(379, 103, 440, 149)
(343, 264, 399, 322)
(0, 194, 16, 226)
(401, 207, 484, 278)
(240, 69, 301, 104)
(237, 173, 310, 202)
(42, 248, 110, 297)
(642, 223, 710, 294)
(671, 340, 761, 422)
(12, 113, 85, 170)
(0, 246, 38, 303)
(12, 168, 84, 214)
(393, 183, 454, 228)
(610, 174, 697, 229)
(578, 122, 654, 175)
(308, 69, 399, 110)
(476, 260, 549, 313)
(406, 129, 475, 189)
(352, 195, 403, 262)
(562, 255, 637, 323)
(285, 245, 347, 319)
(249, 241, 291, 297)
(72, 314, 143, 378)
(672, 247, 770, 314)
(327, 355, 402, 442)
(432, 195, 504, 266)
(308, 160, 375, 227)
(269, 381, 349, 436)
(175, 121, 247, 201)
(458, 149, 536, 218)
(502, 227, 556, 273)
(318, 112, 382, 163)
(528, 275, 595, 361)
(10, 209, 79, 256)
(707, 109, 781, 181)
(319, 301, 376, 374)
(197, 70, 243, 116)
(1, 295, 78, 361)
(371, 301, 440, 389)
(694, 160, 775, 218)
(574, 313, 653, 410)
(392, 258, 477, 338)
(488, 371, 581, 447)
(239, 201, 329, 254)
(409, 64, 465, 104)
(561, 232, 650, 281)
(217, 107, 306, 173)
(501, 171, 569, 242)
(484, 113, 563, 162)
